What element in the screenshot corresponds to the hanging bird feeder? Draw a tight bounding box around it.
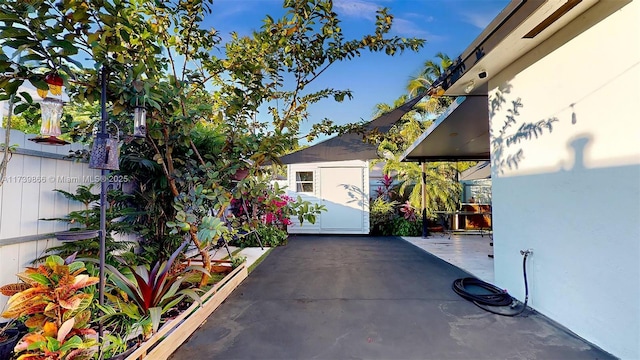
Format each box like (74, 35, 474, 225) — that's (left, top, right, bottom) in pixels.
(133, 102, 147, 138)
(40, 97, 63, 137)
(89, 124, 121, 170)
(30, 72, 69, 145)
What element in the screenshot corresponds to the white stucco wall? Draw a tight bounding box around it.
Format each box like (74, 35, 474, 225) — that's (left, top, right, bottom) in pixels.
(489, 2, 639, 358)
(287, 160, 370, 234)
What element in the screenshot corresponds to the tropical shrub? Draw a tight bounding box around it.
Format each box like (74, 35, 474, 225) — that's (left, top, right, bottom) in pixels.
(370, 175, 424, 236)
(392, 217, 423, 236)
(38, 184, 138, 264)
(228, 225, 287, 248)
(370, 197, 398, 235)
(233, 178, 326, 231)
(374, 174, 395, 201)
(231, 256, 247, 269)
(2, 253, 99, 360)
(100, 240, 209, 338)
(399, 201, 417, 221)
(255, 226, 288, 247)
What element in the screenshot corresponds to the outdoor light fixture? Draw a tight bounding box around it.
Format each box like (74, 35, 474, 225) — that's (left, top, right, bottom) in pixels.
(133, 102, 147, 138)
(464, 80, 475, 94)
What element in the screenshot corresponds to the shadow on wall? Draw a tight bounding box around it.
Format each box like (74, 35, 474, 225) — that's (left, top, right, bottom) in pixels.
(340, 183, 367, 208)
(490, 71, 636, 176)
(489, 82, 561, 176)
(568, 134, 592, 171)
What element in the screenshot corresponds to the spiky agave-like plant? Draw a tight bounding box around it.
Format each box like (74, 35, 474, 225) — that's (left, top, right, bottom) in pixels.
(101, 239, 209, 338)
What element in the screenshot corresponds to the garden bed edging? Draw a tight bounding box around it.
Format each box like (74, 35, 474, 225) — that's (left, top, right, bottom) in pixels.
(124, 263, 248, 360)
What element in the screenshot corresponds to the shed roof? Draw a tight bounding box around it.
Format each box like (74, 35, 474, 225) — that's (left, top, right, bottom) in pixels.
(460, 161, 491, 181)
(279, 94, 425, 164)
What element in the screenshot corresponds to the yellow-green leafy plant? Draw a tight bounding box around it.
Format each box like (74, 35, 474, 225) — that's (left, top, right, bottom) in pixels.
(1, 253, 98, 359)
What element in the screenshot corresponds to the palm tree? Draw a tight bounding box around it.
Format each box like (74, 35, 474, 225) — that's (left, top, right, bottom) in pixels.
(371, 94, 461, 221)
(385, 158, 460, 220)
(407, 52, 454, 115)
(372, 94, 428, 152)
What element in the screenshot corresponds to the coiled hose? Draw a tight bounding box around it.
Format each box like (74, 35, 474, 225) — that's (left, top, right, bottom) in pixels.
(452, 250, 530, 316)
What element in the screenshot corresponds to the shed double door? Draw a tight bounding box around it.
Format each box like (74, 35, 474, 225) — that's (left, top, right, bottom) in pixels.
(319, 167, 366, 233)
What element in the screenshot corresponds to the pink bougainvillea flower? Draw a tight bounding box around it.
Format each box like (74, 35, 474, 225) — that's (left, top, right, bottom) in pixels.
(265, 213, 276, 224)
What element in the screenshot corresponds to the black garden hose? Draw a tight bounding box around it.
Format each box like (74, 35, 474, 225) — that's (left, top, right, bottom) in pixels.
(452, 277, 513, 306)
(452, 250, 531, 316)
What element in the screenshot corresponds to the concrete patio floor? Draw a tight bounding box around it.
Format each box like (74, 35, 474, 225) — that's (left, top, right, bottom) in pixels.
(402, 233, 495, 283)
(169, 235, 613, 360)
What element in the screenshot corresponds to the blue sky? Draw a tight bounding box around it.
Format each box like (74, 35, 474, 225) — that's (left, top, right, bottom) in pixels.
(208, 0, 509, 143)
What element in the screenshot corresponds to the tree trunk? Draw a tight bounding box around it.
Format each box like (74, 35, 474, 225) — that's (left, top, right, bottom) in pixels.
(152, 127, 212, 286)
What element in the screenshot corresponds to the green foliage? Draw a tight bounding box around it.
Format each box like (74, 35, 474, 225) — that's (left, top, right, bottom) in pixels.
(369, 174, 427, 236)
(37, 184, 138, 264)
(257, 226, 288, 247)
(2, 102, 40, 134)
(229, 225, 287, 248)
(231, 256, 247, 269)
(2, 254, 98, 359)
(370, 197, 398, 236)
(232, 178, 326, 232)
(407, 52, 455, 114)
(101, 240, 209, 338)
(391, 217, 423, 237)
(288, 195, 326, 226)
(370, 197, 423, 236)
(100, 333, 132, 360)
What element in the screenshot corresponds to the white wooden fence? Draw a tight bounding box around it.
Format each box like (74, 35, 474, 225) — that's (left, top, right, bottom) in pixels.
(0, 129, 100, 312)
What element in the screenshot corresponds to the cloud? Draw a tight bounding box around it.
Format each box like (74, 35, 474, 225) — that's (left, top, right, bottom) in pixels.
(334, 0, 381, 20)
(391, 18, 430, 37)
(460, 11, 496, 29)
(404, 12, 435, 23)
(211, 0, 251, 18)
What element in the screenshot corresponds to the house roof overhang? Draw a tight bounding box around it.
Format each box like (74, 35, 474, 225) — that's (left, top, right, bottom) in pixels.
(401, 0, 601, 163)
(401, 96, 490, 162)
(279, 94, 425, 164)
(442, 0, 600, 97)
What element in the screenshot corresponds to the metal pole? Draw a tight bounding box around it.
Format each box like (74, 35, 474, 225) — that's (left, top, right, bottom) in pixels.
(0, 93, 16, 184)
(98, 65, 108, 341)
(421, 161, 429, 238)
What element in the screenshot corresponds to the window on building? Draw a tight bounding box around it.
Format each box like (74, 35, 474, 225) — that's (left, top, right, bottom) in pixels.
(295, 171, 314, 193)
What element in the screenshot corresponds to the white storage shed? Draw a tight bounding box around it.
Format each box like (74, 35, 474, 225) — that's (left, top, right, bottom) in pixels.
(286, 160, 370, 234)
(279, 95, 424, 235)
